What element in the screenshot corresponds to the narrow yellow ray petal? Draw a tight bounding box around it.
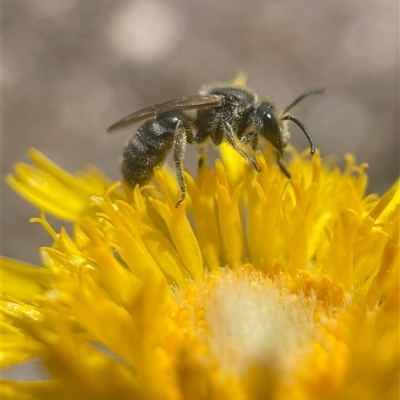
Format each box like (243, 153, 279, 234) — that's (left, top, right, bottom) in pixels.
(215, 160, 244, 266)
(7, 168, 86, 221)
(1, 331, 42, 368)
(153, 169, 204, 280)
(115, 199, 188, 287)
(102, 200, 168, 285)
(1, 257, 50, 300)
(2, 380, 67, 400)
(219, 142, 248, 188)
(28, 148, 94, 196)
(232, 71, 247, 86)
(185, 169, 221, 271)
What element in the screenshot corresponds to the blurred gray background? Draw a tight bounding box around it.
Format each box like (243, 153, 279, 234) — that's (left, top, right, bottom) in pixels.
(2, 0, 399, 265)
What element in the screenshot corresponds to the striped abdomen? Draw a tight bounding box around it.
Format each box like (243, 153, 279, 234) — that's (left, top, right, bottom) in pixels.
(121, 112, 192, 187)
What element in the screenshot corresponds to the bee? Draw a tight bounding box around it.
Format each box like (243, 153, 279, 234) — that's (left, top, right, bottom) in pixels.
(107, 83, 324, 207)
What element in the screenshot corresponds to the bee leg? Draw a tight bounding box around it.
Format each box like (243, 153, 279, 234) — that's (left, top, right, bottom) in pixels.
(198, 151, 207, 169)
(173, 121, 188, 208)
(222, 121, 261, 172)
(195, 146, 207, 169)
(239, 132, 261, 163)
(276, 151, 291, 179)
(239, 131, 258, 151)
(249, 133, 258, 151)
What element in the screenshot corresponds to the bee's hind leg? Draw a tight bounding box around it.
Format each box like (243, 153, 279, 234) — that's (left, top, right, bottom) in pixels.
(173, 121, 188, 208)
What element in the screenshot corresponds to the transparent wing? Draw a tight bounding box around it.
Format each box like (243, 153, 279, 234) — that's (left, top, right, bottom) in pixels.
(107, 94, 224, 132)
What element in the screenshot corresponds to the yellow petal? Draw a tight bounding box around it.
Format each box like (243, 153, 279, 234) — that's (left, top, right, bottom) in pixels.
(152, 169, 204, 280)
(115, 198, 188, 287)
(185, 168, 221, 271)
(6, 149, 113, 221)
(1, 257, 50, 300)
(215, 160, 244, 266)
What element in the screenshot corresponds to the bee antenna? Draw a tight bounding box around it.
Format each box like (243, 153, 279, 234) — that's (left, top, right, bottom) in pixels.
(283, 88, 325, 114)
(282, 115, 315, 155)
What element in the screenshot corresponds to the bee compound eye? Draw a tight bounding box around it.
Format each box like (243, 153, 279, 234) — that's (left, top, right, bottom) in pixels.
(258, 102, 282, 148)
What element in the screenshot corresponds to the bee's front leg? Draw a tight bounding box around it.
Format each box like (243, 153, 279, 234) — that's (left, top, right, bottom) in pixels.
(222, 121, 261, 172)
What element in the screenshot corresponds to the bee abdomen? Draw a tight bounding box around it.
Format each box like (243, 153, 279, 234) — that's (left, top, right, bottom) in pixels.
(121, 113, 184, 187)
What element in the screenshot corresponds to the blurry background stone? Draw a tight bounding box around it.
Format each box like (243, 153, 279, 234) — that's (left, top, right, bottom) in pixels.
(3, 0, 399, 265)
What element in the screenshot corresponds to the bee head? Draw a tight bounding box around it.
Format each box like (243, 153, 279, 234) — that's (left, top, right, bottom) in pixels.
(258, 101, 289, 154)
(258, 88, 325, 155)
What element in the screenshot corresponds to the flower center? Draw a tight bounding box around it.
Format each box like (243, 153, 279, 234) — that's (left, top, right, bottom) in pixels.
(173, 265, 330, 379)
(205, 267, 320, 377)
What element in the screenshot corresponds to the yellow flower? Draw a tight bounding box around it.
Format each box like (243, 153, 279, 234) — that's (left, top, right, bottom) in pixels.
(1, 145, 399, 400)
